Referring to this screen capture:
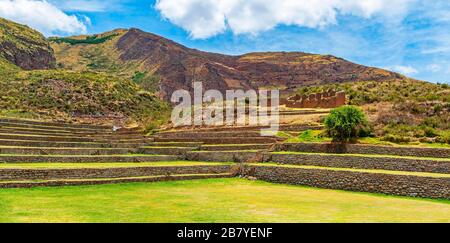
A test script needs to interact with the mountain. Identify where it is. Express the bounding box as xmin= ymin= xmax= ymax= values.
xmin=51 ymin=28 xmax=404 ymax=100
xmin=0 ymin=19 xmax=169 ymax=126
xmin=0 ymin=17 xmax=55 ymax=70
